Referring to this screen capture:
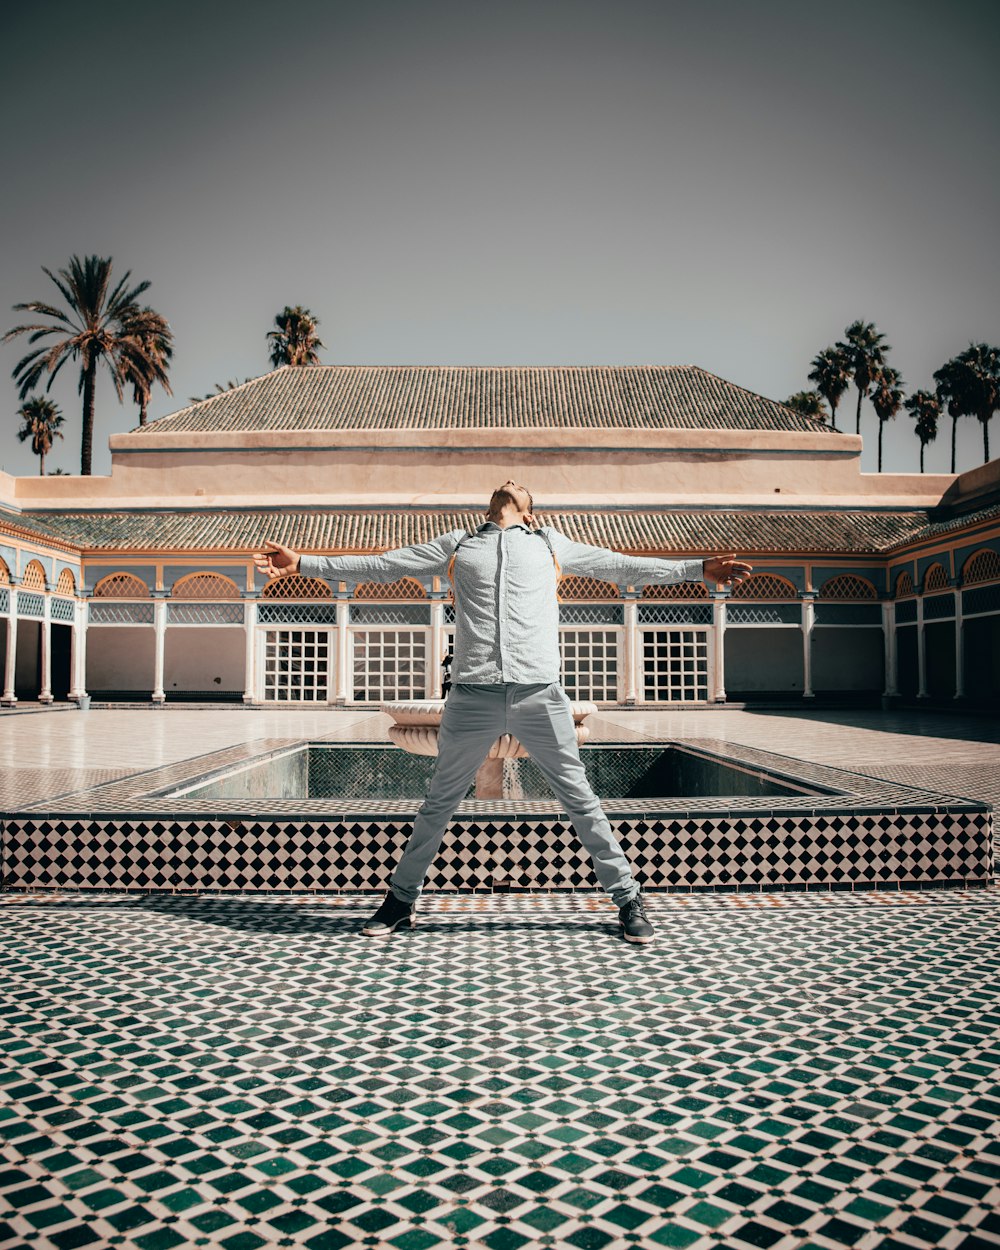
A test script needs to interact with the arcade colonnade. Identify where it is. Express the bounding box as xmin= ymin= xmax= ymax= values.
xmin=3 ymin=553 xmax=999 ymax=706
